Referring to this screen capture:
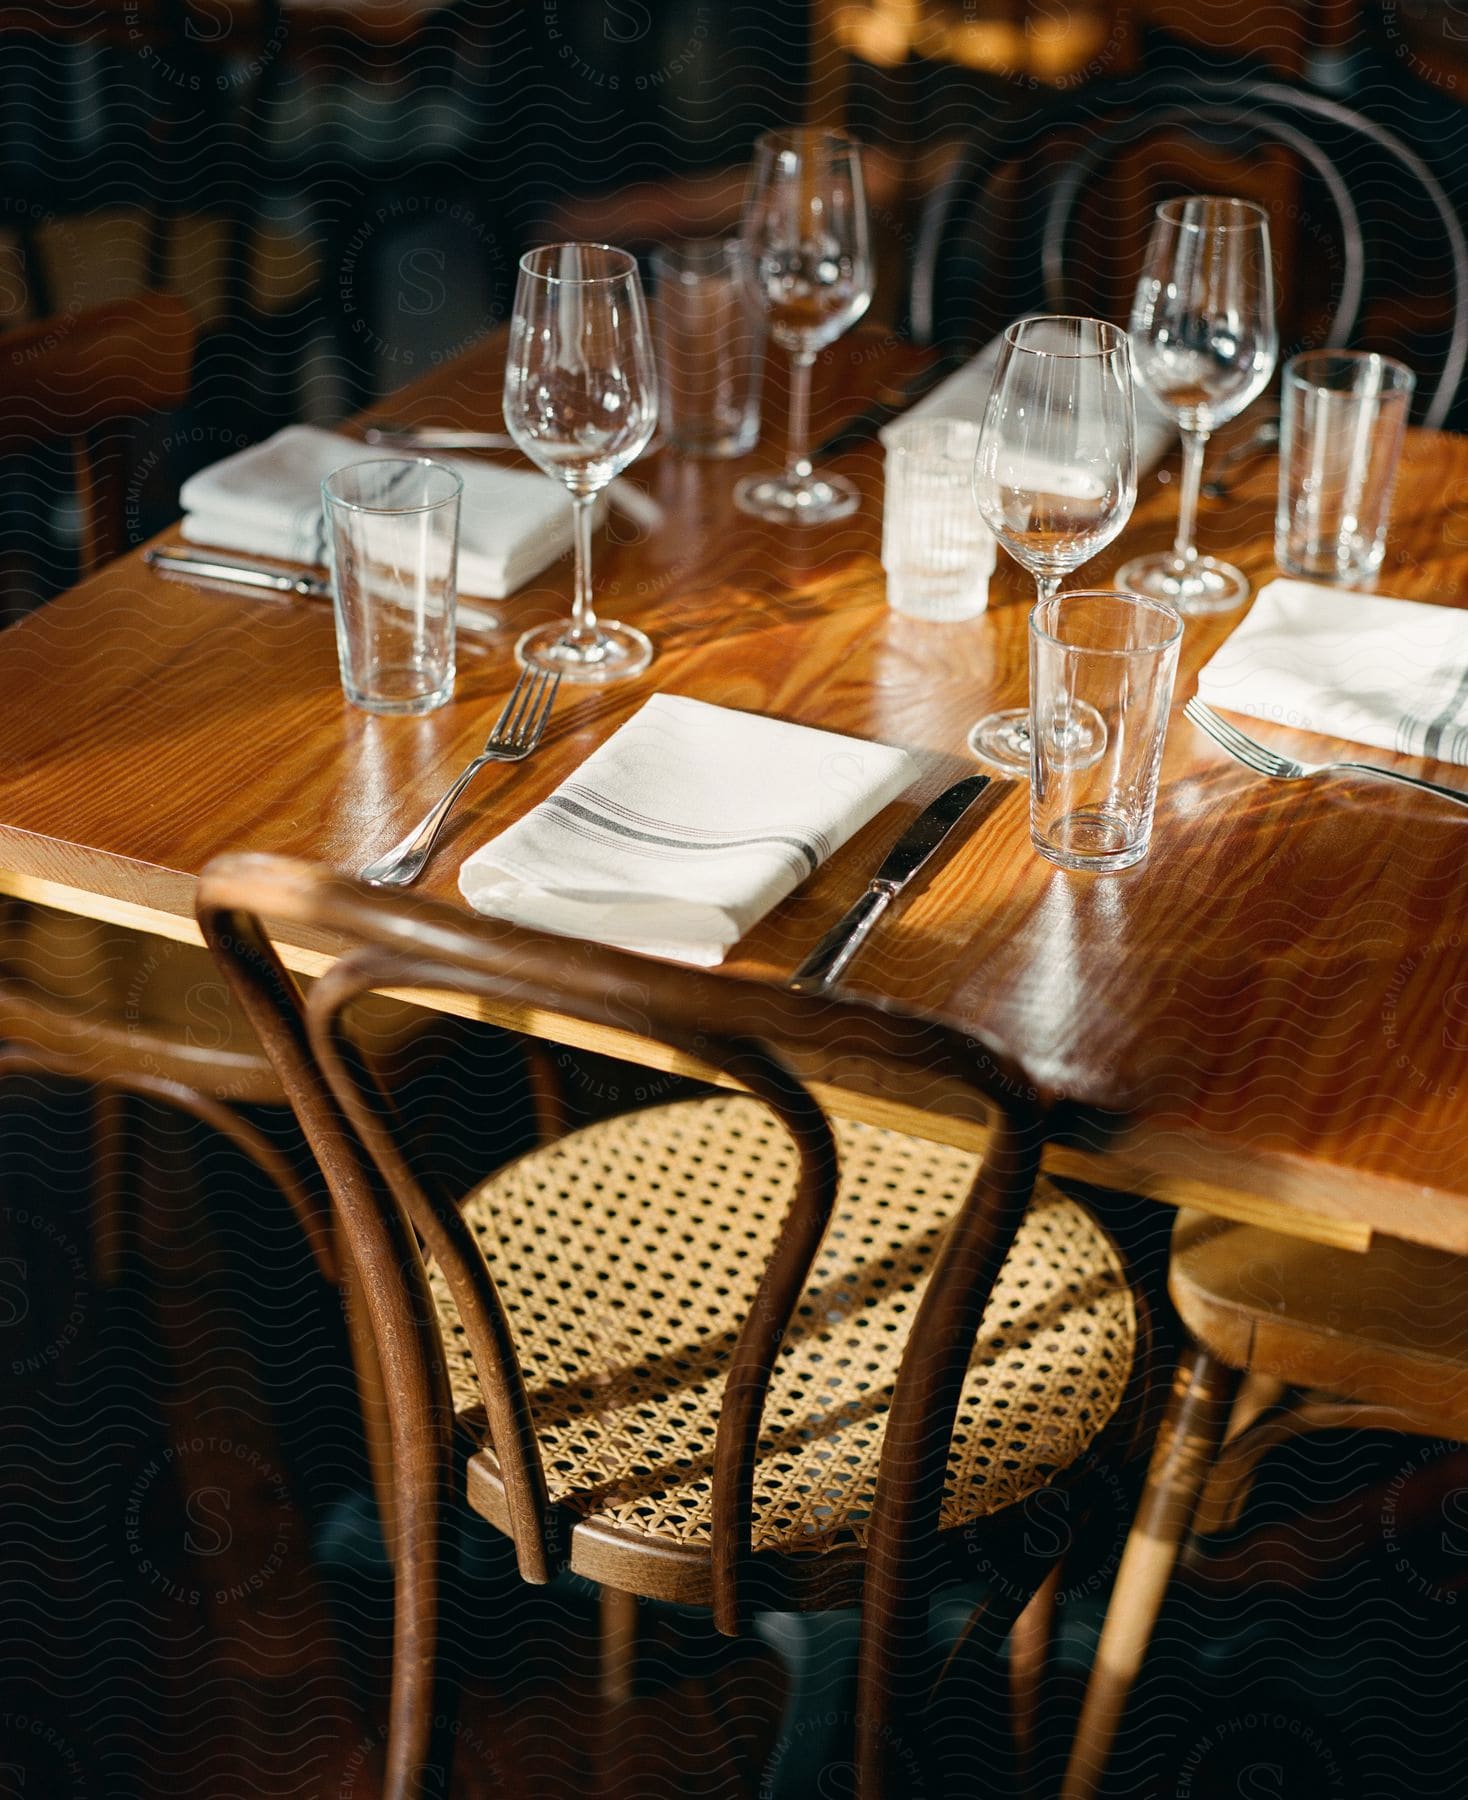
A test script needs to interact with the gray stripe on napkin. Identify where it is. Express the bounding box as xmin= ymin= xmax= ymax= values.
xmin=1418 ymin=661 xmax=1468 ymax=761
xmin=563 ymin=782 xmax=835 ymax=860
xmin=543 ymin=794 xmax=823 ymax=873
